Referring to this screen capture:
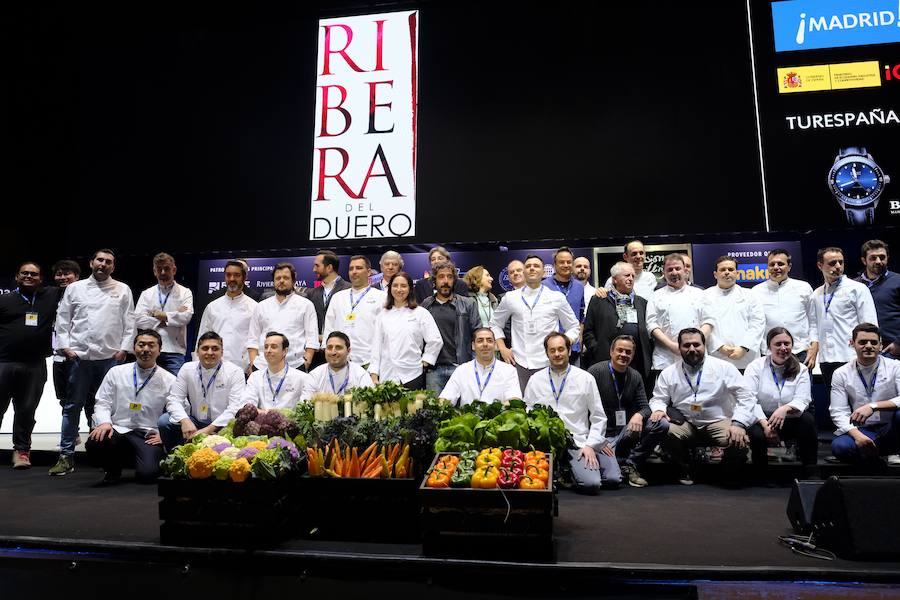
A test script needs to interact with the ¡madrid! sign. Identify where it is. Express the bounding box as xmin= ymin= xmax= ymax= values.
xmin=309 ymin=11 xmax=418 ymax=241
